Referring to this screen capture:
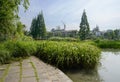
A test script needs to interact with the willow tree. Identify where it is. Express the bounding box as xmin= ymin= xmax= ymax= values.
xmin=79 ymin=10 xmax=90 ymax=40
xmin=0 ymin=0 xmax=29 ymax=41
